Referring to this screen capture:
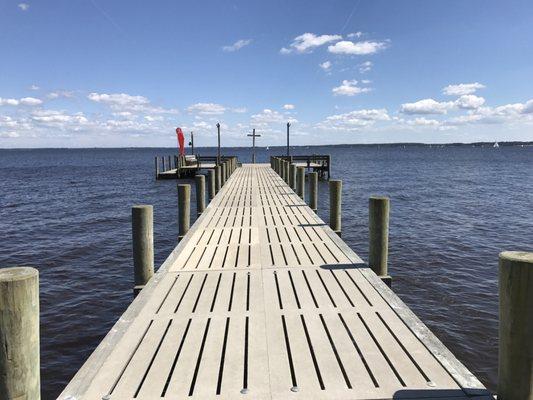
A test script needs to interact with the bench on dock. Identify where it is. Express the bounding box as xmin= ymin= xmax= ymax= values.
xmin=56 ymin=163 xmax=494 ymax=400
